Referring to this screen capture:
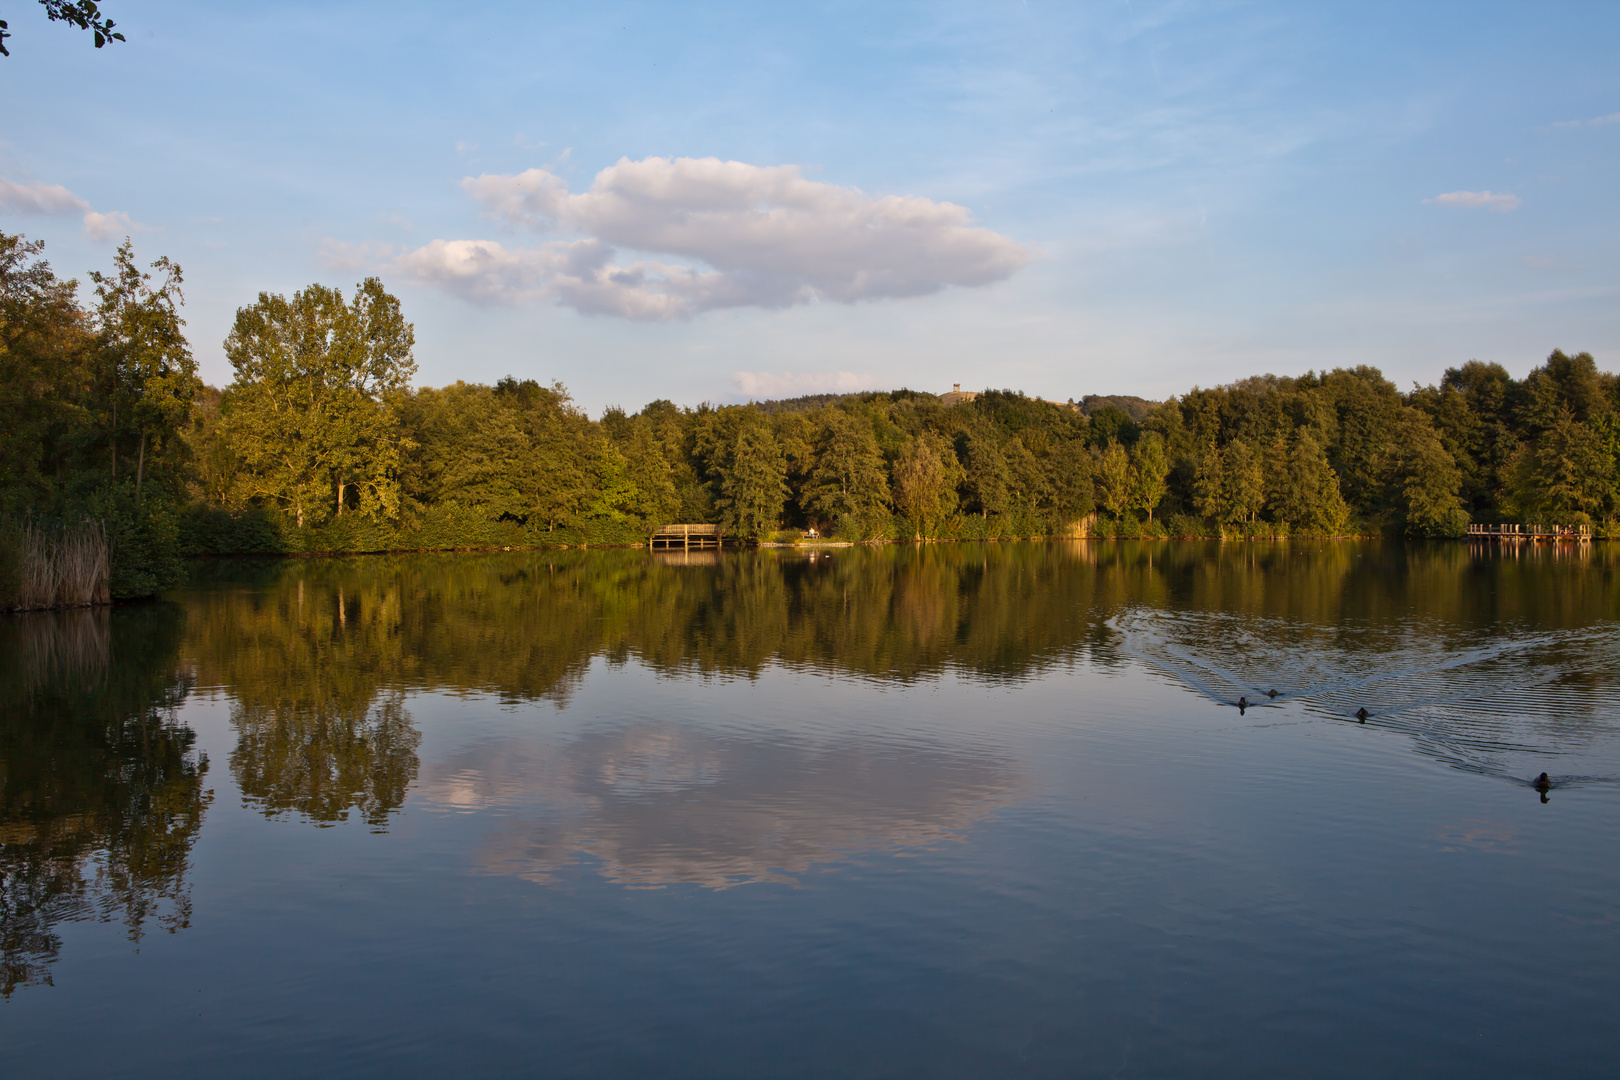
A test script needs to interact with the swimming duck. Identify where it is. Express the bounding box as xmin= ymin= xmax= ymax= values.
xmin=1267 ymin=689 xmax=1278 ymax=698
xmin=1533 ymin=772 xmax=1552 ymax=792
xmin=1355 ymin=707 xmax=1369 ymax=722
xmin=1237 ymin=696 xmax=1249 ymax=712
